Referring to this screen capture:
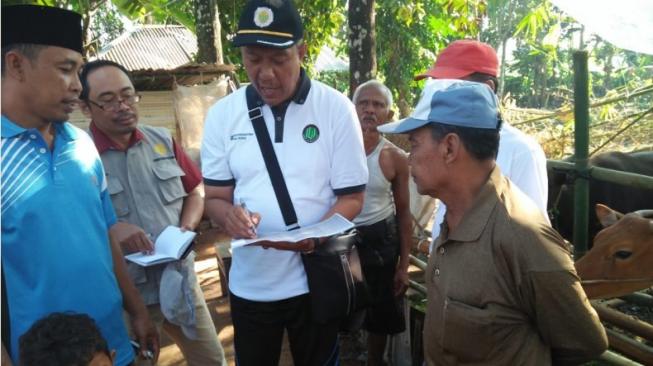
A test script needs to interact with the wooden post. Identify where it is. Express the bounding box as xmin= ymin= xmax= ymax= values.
xmin=572 ymin=50 xmax=590 ymax=259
